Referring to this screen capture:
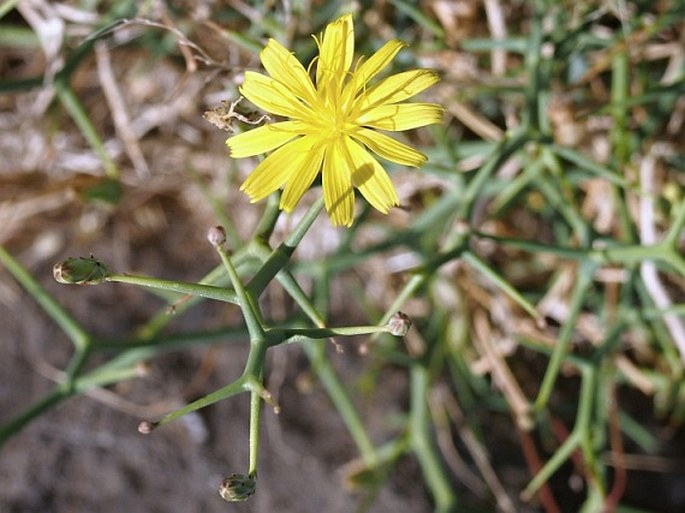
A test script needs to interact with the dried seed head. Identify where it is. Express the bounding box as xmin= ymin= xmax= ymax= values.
xmin=53 ymin=256 xmax=108 ymax=285
xmin=219 ymin=473 xmax=256 ymax=502
xmin=387 ymin=312 xmax=412 ymax=337
xmin=207 ymin=225 xmax=227 ymax=247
